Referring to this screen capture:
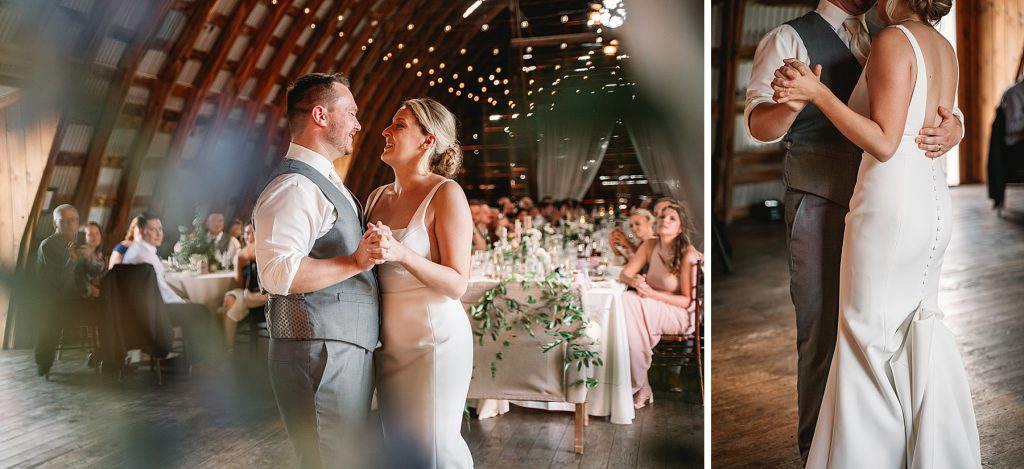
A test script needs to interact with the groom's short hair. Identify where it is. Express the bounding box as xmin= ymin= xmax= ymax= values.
xmin=286 ymin=72 xmax=351 ymax=133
